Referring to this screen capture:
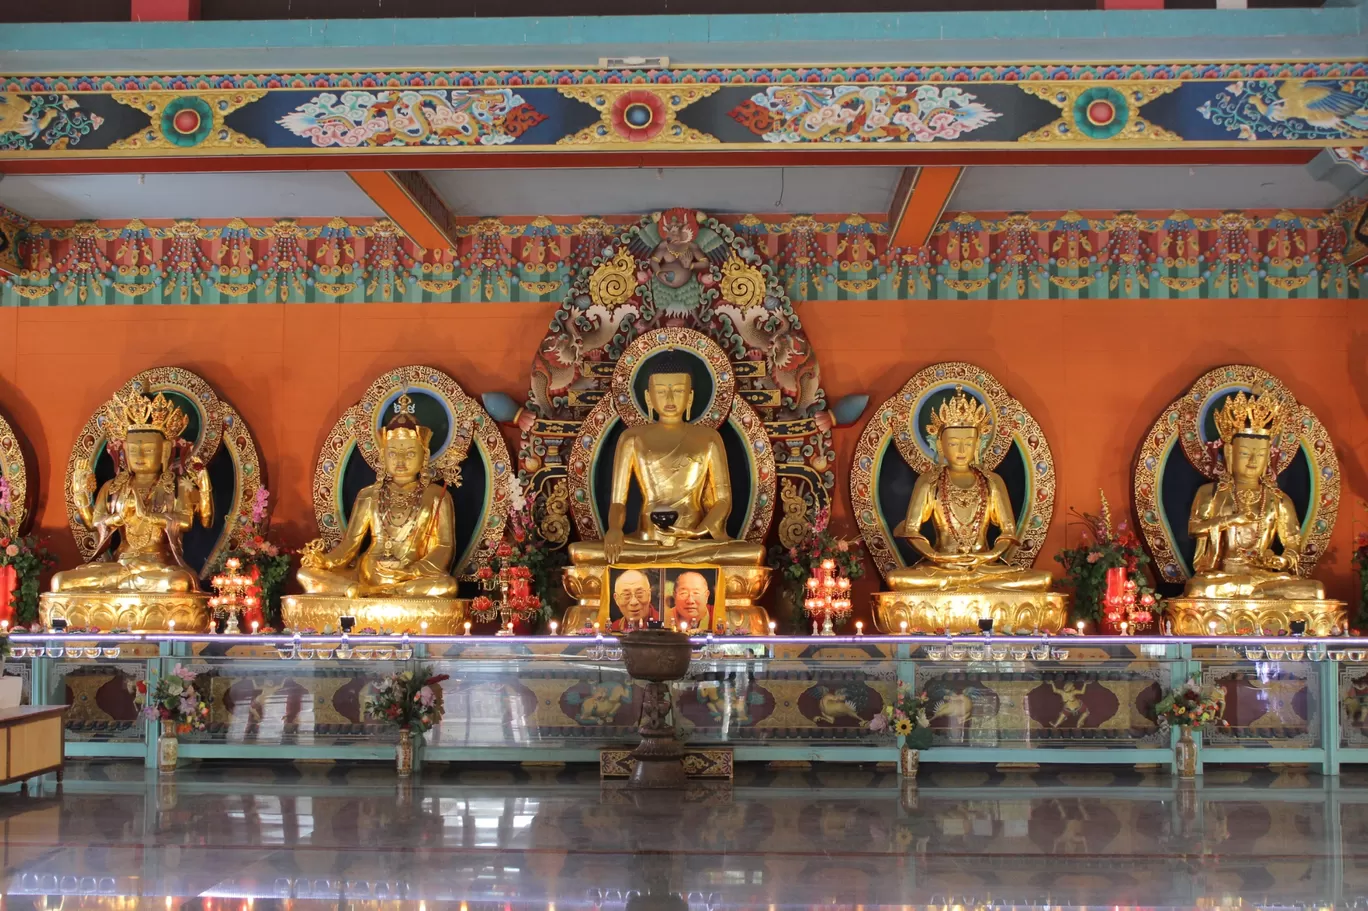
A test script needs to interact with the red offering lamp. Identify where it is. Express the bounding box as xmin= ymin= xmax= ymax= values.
xmin=209 ymin=557 xmax=259 ymax=634
xmin=1102 ymin=567 xmax=1155 ymax=635
xmin=804 ymin=558 xmax=853 ymax=637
